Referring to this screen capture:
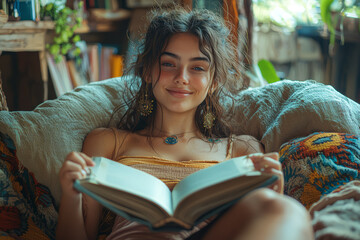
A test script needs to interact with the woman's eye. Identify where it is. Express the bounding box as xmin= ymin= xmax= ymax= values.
xmin=161 ymin=62 xmax=174 ymax=67
xmin=193 ymin=66 xmax=205 ymax=71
